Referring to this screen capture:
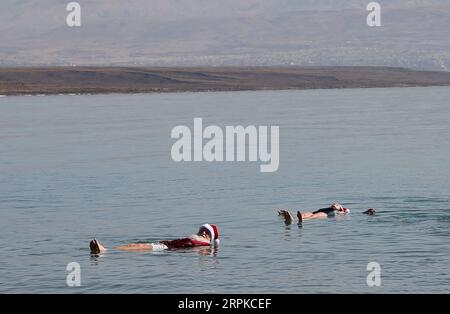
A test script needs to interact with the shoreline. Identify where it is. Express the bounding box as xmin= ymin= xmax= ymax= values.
xmin=1 ymin=66 xmax=450 ymax=96
xmin=1 ymin=84 xmax=448 ymax=98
